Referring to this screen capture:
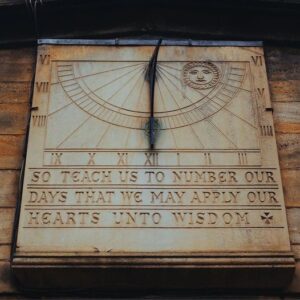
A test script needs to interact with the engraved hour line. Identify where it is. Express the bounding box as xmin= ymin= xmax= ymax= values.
xmin=159 ymin=68 xmax=222 ymax=129
xmin=95 ymin=122 xmax=112 ymax=148
xmin=158 ymin=65 xmax=207 ymax=99
xmin=56 ymin=105 xmax=101 ymax=148
xmin=187 ymin=92 xmax=239 ymax=148
xmin=94 ymin=70 xmax=147 ymax=148
xmin=157 ymin=66 xmax=206 ymax=103
xmin=135 ymin=66 xmax=148 ymax=109
xmin=56 ymin=67 xmax=148 ymax=128
xmin=64 ymin=65 xmax=146 ymax=116
xmin=208 ymin=97 xmax=257 ymax=130
xmin=157 ymin=66 xmax=213 ymax=116
xmin=81 ymin=64 xmax=144 ymax=95
xmin=178 ymin=77 xmax=244 ymax=149
xmin=156 ymin=78 xmax=178 ymax=148
xmin=122 ymin=68 xmax=148 ymax=111
xmin=104 ymin=67 xmax=146 ymax=110
xmin=156 ymin=75 xmax=171 ymax=129
xmin=124 ymin=130 xmax=132 ymax=149
xmin=219 ymin=81 xmax=251 ymax=94
xmin=205 ymin=117 xmax=238 ymax=149
xmin=52 ymin=62 xmax=145 ymax=85
xmin=157 ymin=74 xmax=205 ymax=148
xmin=58 ymin=64 xmax=144 ymax=102
xmin=157 ymin=73 xmax=205 ymax=143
